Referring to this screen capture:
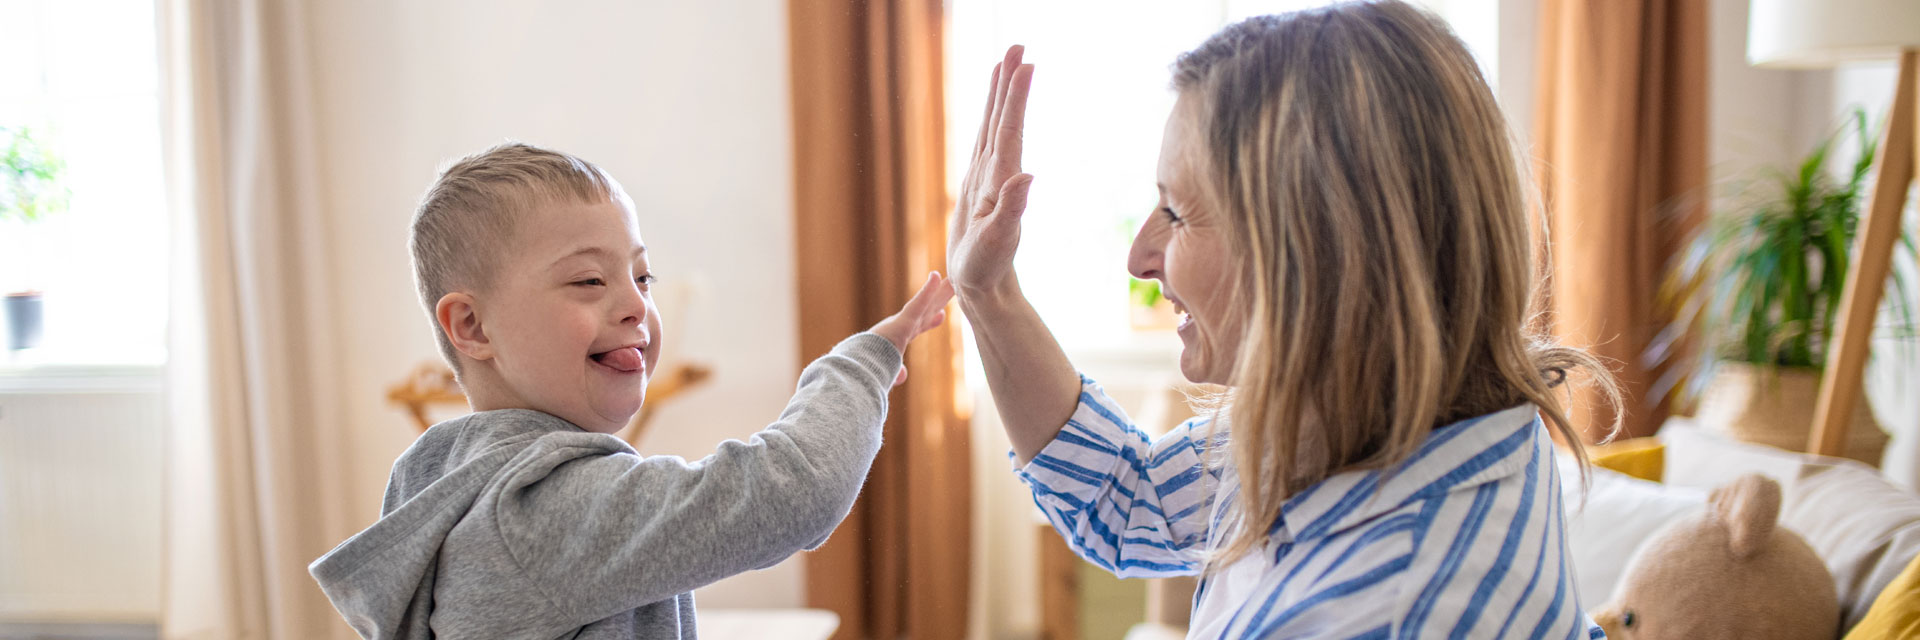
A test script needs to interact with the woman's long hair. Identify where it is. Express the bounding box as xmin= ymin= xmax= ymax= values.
xmin=1171 ymin=0 xmax=1621 ymax=566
